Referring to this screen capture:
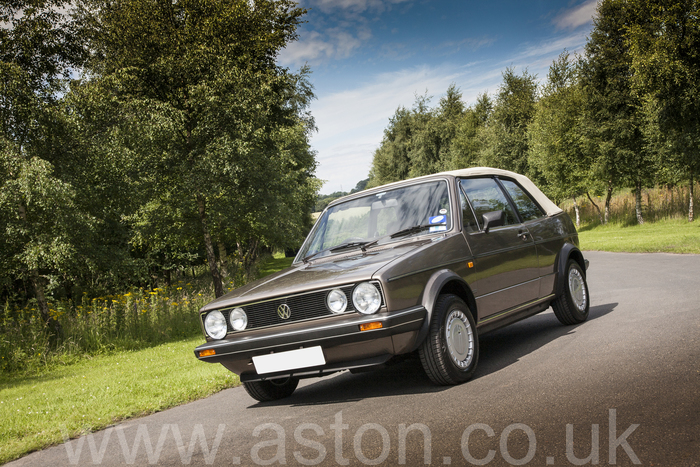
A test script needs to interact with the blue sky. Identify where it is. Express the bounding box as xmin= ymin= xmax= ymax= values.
xmin=278 ymin=0 xmax=599 ymax=194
